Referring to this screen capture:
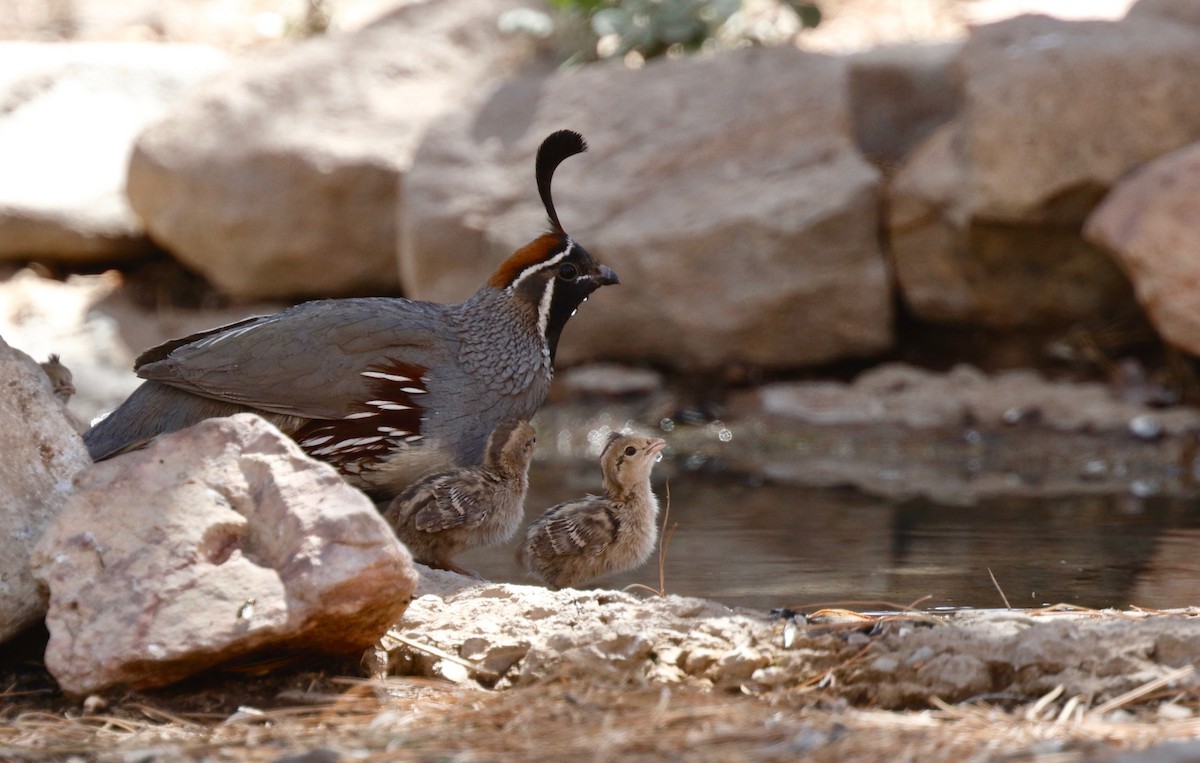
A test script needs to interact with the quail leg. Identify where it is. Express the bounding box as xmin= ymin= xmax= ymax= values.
xmin=423 ymin=558 xmax=486 ymax=581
